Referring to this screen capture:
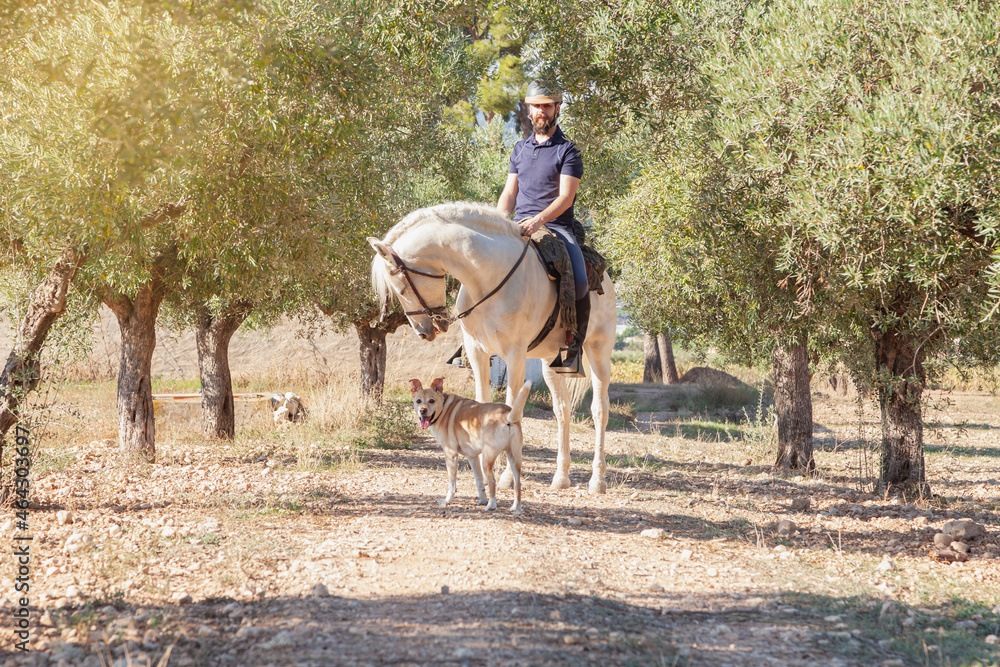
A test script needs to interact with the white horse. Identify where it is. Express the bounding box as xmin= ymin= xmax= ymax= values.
xmin=369 ymin=202 xmax=616 ymax=494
